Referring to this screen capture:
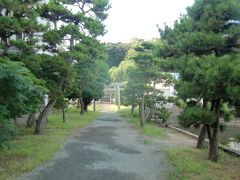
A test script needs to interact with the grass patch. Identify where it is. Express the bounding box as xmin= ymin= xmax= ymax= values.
xmin=167 ymin=147 xmax=240 ymax=180
xmin=0 ymin=108 xmax=99 ymax=180
xmin=118 ymin=108 xmax=166 ymax=139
